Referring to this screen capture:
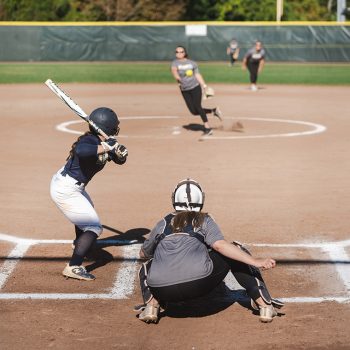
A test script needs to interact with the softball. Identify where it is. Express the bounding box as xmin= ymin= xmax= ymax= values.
xmin=185 ymin=69 xmax=193 ymax=77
